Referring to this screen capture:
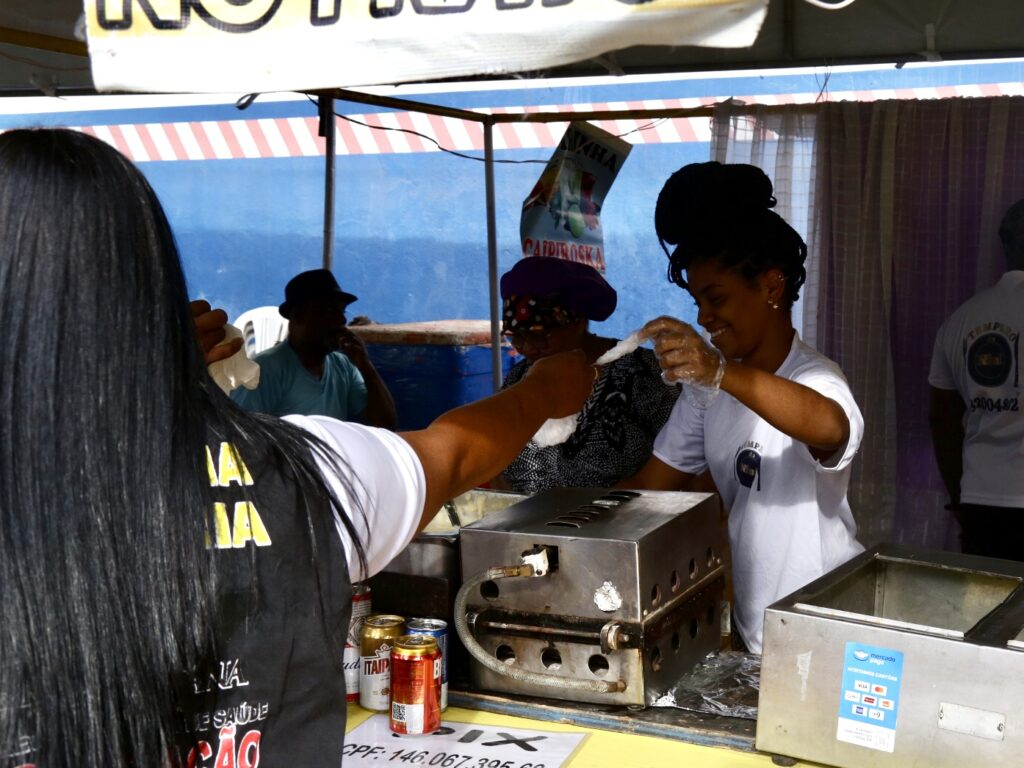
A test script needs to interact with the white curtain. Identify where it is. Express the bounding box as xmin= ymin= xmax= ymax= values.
xmin=712 ymin=96 xmax=1024 ymax=549
xmin=710 ymin=103 xmax=818 ymax=339
xmin=811 ymin=97 xmax=1024 ymax=550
